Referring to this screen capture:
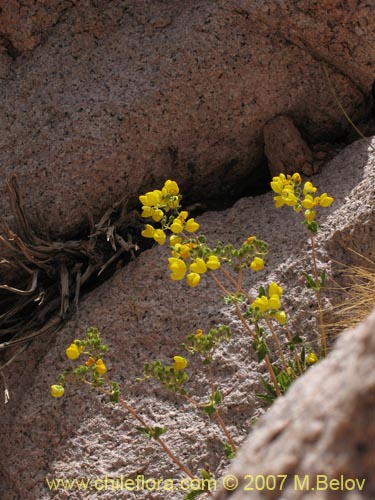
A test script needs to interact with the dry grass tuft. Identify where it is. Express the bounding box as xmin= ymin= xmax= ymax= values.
xmin=326 ymin=251 xmax=375 ymax=338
